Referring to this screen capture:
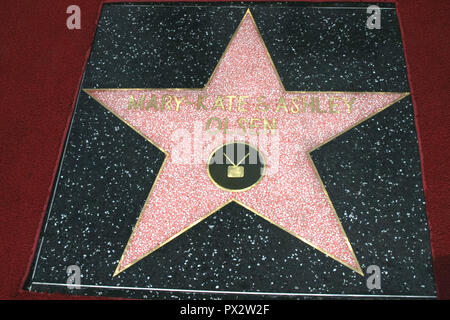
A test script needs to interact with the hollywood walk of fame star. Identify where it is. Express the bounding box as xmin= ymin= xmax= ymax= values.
xmin=84 ymin=10 xmax=408 ymax=276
